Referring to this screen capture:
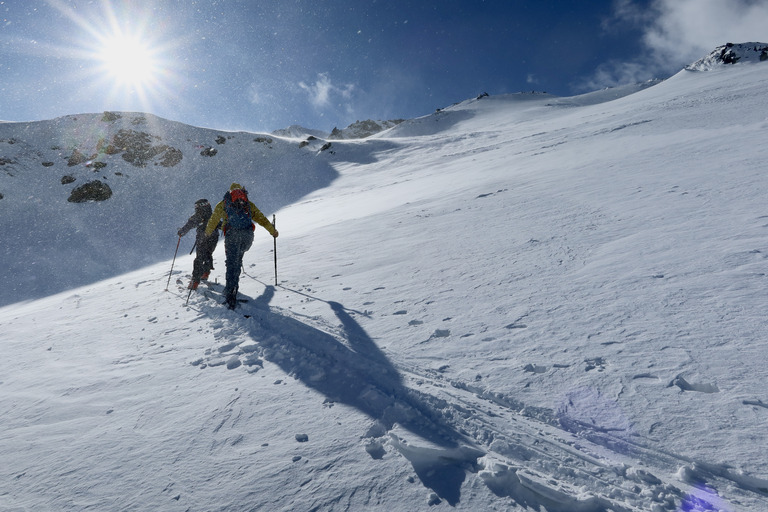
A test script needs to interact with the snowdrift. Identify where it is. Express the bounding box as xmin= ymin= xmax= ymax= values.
xmin=2 ymin=45 xmax=768 ymax=511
